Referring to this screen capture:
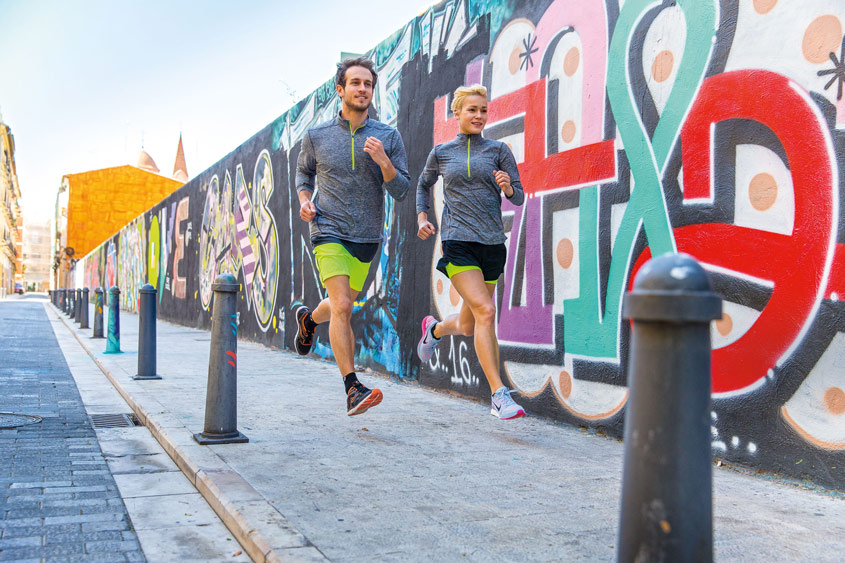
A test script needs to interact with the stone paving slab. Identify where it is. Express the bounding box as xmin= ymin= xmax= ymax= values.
xmin=46 ymin=300 xmax=254 ymax=562
xmin=49 ymin=299 xmax=845 ymax=562
xmin=0 ymin=300 xmax=146 ymax=562
xmin=50 ymin=302 xmax=323 ymax=563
